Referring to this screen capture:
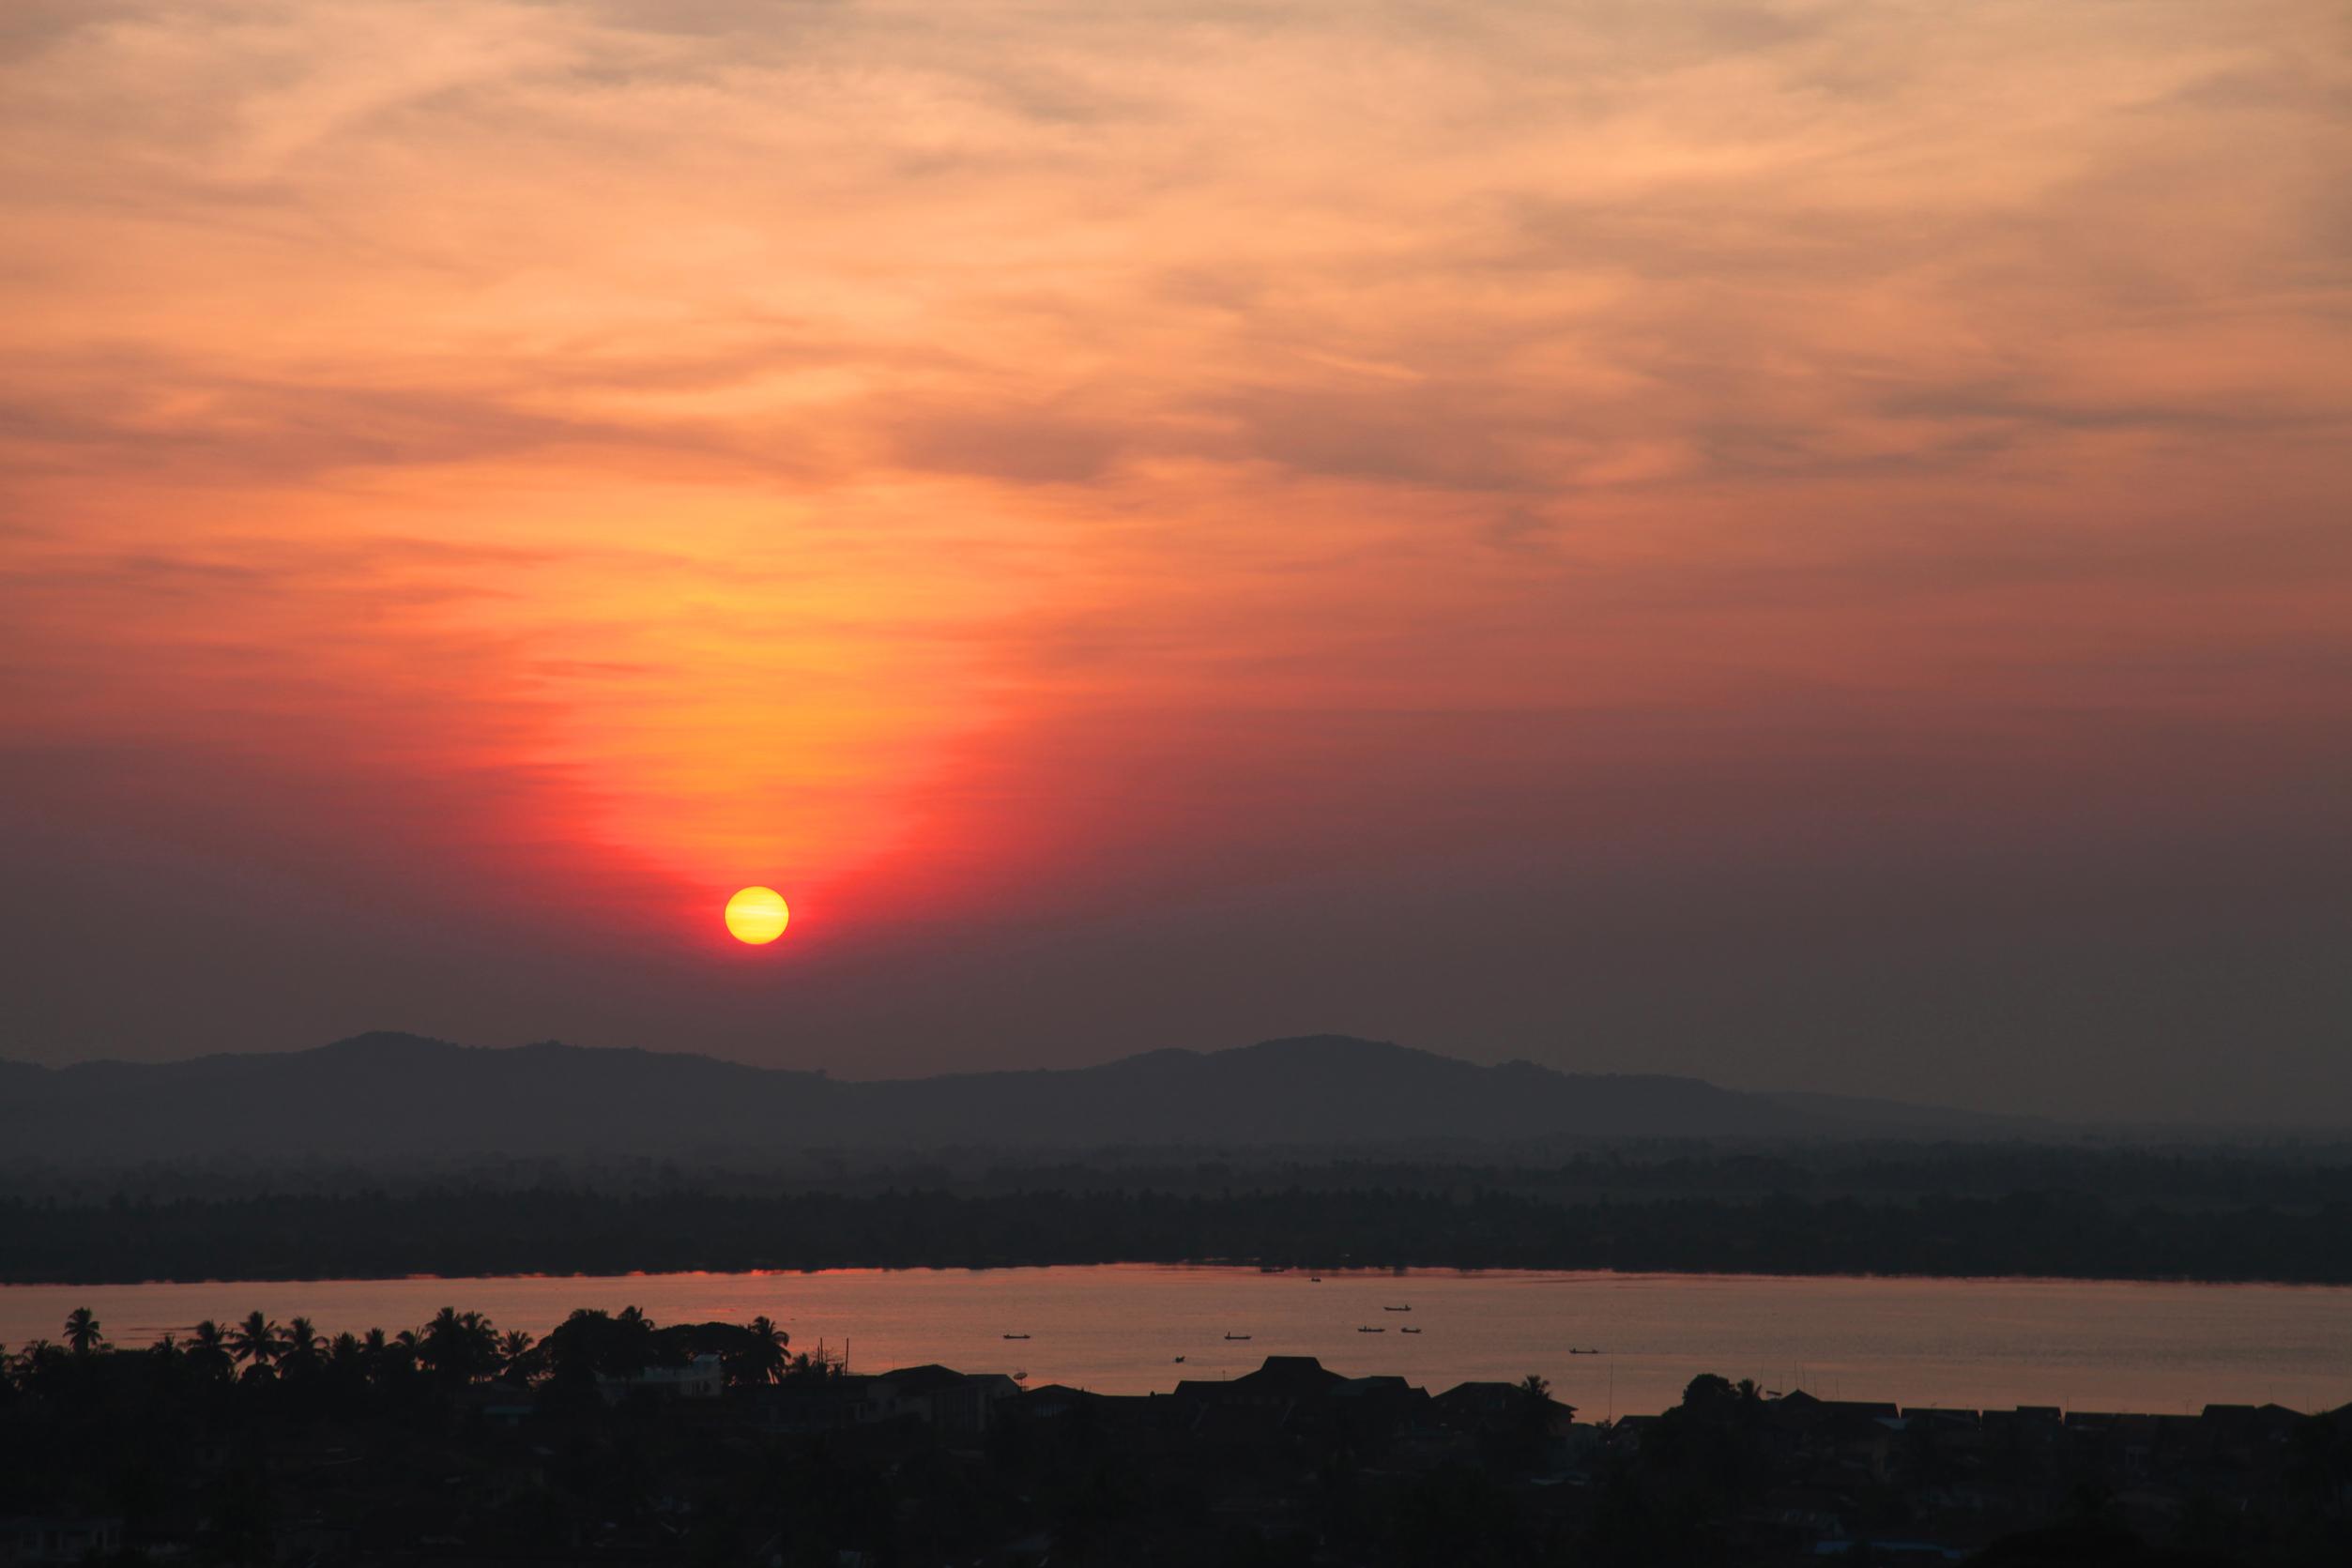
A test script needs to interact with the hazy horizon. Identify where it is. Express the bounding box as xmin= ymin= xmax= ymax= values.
xmin=10 ymin=1026 xmax=2352 ymax=1134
